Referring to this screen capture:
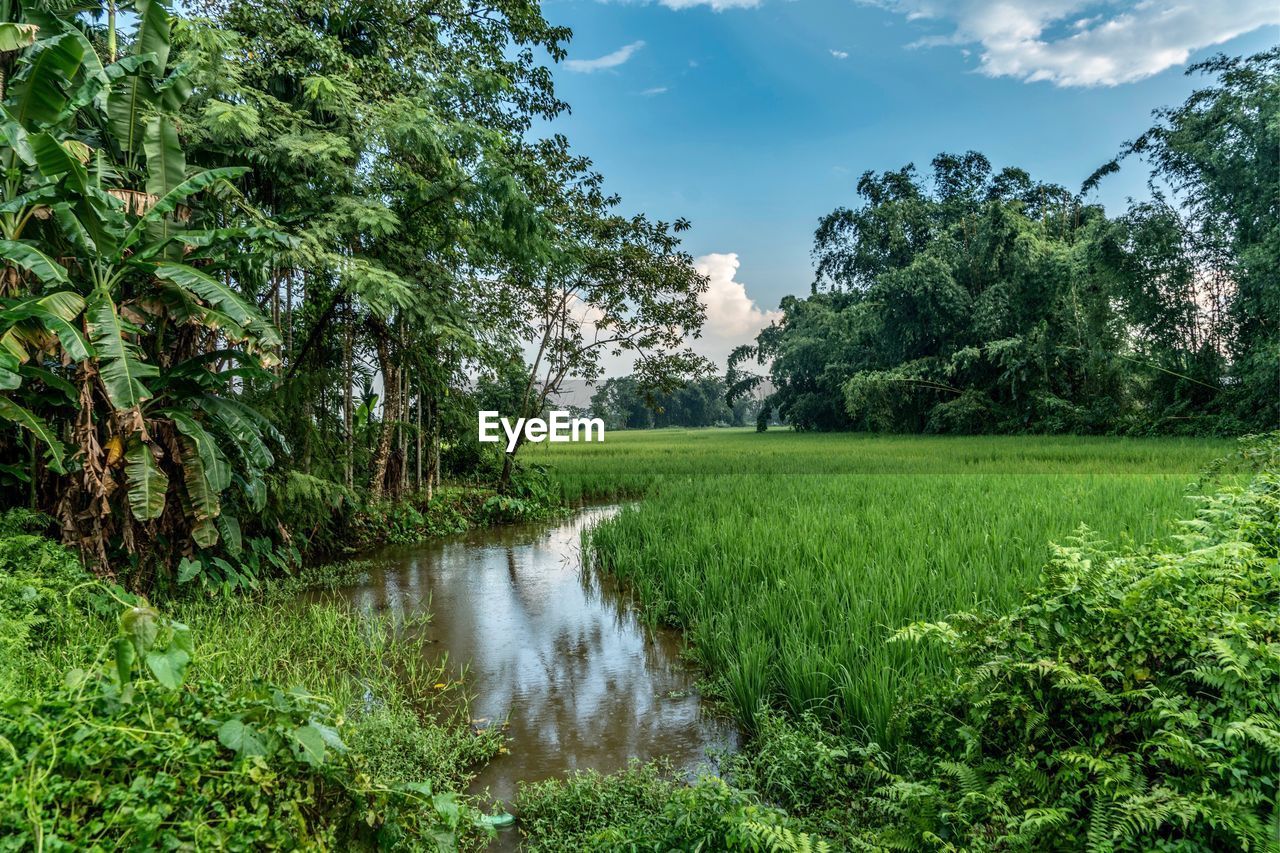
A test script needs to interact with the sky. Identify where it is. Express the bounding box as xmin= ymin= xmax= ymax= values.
xmin=531 ymin=0 xmax=1279 ymax=373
